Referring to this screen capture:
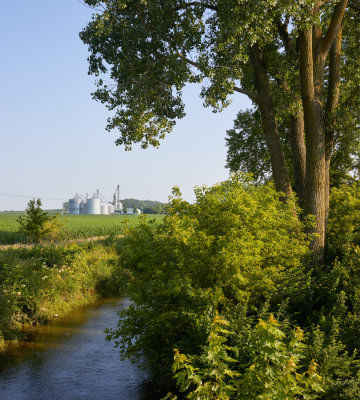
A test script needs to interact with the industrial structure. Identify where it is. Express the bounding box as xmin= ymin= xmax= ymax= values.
xmin=68 ymin=185 xmax=132 ymax=215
